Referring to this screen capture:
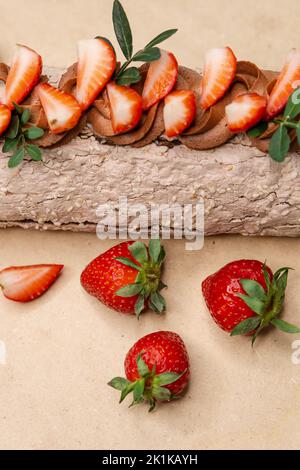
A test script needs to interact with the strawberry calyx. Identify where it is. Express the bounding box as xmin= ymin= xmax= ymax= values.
xmin=115 ymin=239 xmax=167 ymax=317
xmin=231 ymin=264 xmax=300 ymax=344
xmin=108 ymin=353 xmax=185 ymax=412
